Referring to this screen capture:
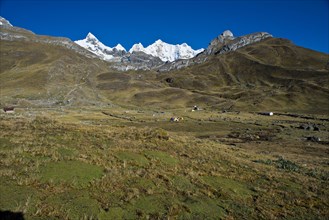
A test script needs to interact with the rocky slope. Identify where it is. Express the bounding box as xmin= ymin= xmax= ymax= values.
xmin=206 ymin=30 xmax=272 ymax=55
xmin=0 ymin=17 xmax=97 ymax=59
